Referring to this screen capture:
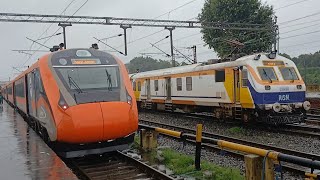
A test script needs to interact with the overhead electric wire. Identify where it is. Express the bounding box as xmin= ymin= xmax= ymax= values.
xmin=281 ymin=23 xmax=320 ymax=34
xmin=118 ymin=0 xmax=199 ymax=49
xmin=281 ymin=18 xmax=320 ymax=29
xmin=23 ymin=0 xmax=89 ymax=66
xmin=116 ymin=29 xmax=166 ymax=49
xmin=29 ymin=0 xmax=77 ymax=50
xmin=275 ymin=0 xmax=312 ymax=10
xmin=279 ymin=10 xmax=320 ymax=25
xmin=281 ymin=29 xmax=320 ymax=40
xmin=281 ymin=39 xmax=320 ymax=48
xmin=153 ymin=0 xmax=198 ymax=19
